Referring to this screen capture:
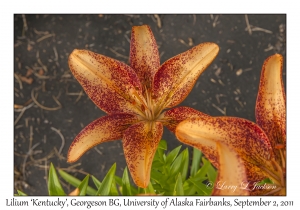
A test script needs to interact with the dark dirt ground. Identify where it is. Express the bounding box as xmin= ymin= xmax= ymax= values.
xmin=13 ymin=14 xmax=286 ymax=195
